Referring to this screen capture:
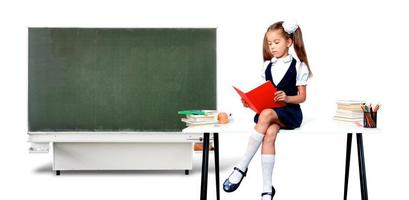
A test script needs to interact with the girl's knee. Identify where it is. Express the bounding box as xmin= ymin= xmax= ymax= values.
xmin=260 ymin=109 xmax=273 ymax=117
xmin=258 ymin=109 xmax=275 ymax=123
